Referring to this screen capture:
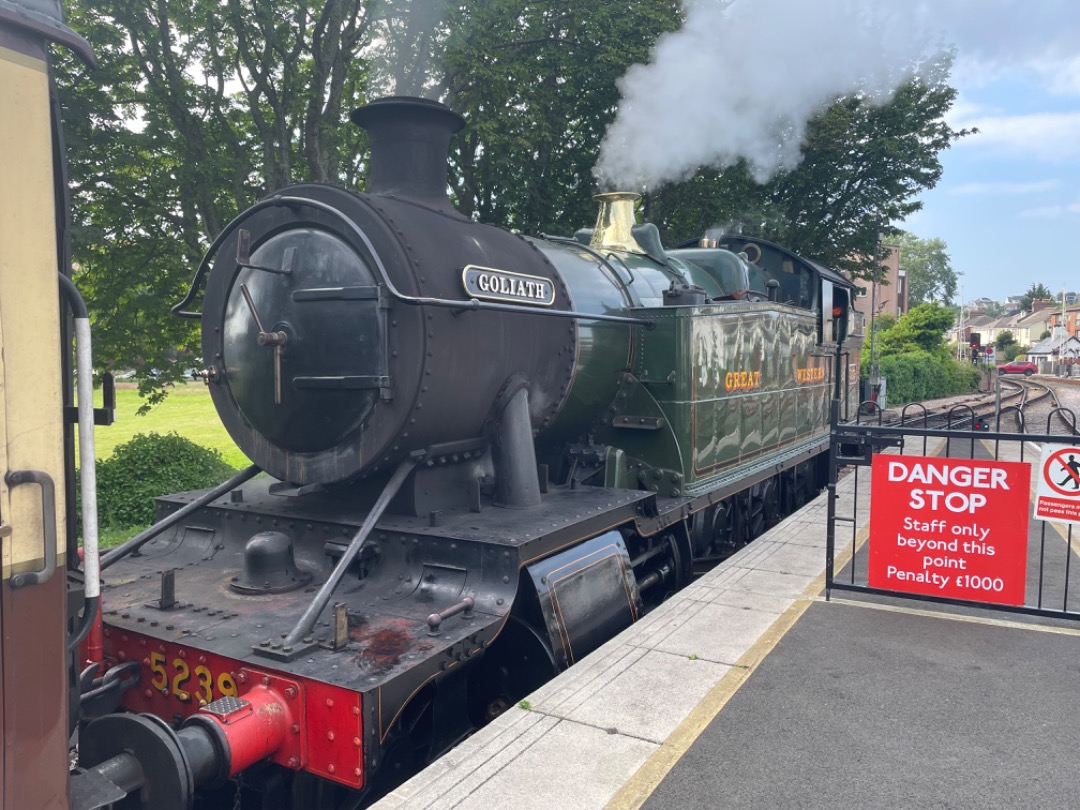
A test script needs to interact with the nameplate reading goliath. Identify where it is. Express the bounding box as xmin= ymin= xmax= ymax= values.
xmin=463 ymin=265 xmax=555 ymax=306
